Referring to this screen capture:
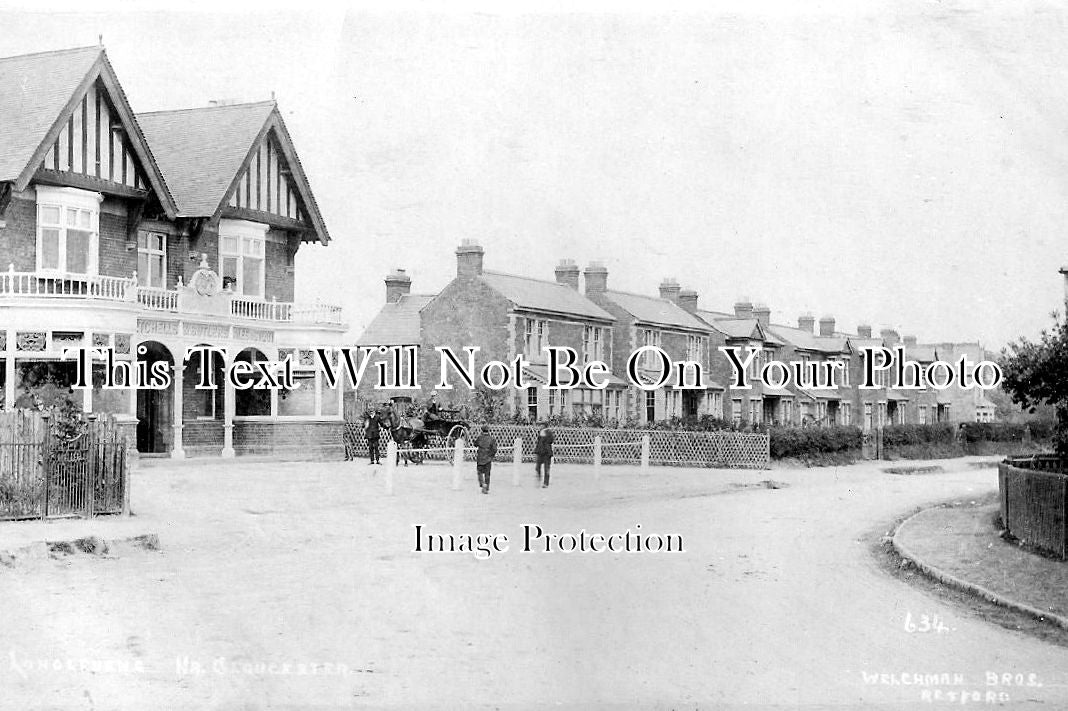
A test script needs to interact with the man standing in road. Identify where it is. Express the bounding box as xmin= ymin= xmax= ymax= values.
xmin=535 ymin=421 xmax=554 ymax=488
xmin=475 ymin=424 xmax=498 ymax=495
xmin=363 ymin=405 xmax=381 ymax=465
